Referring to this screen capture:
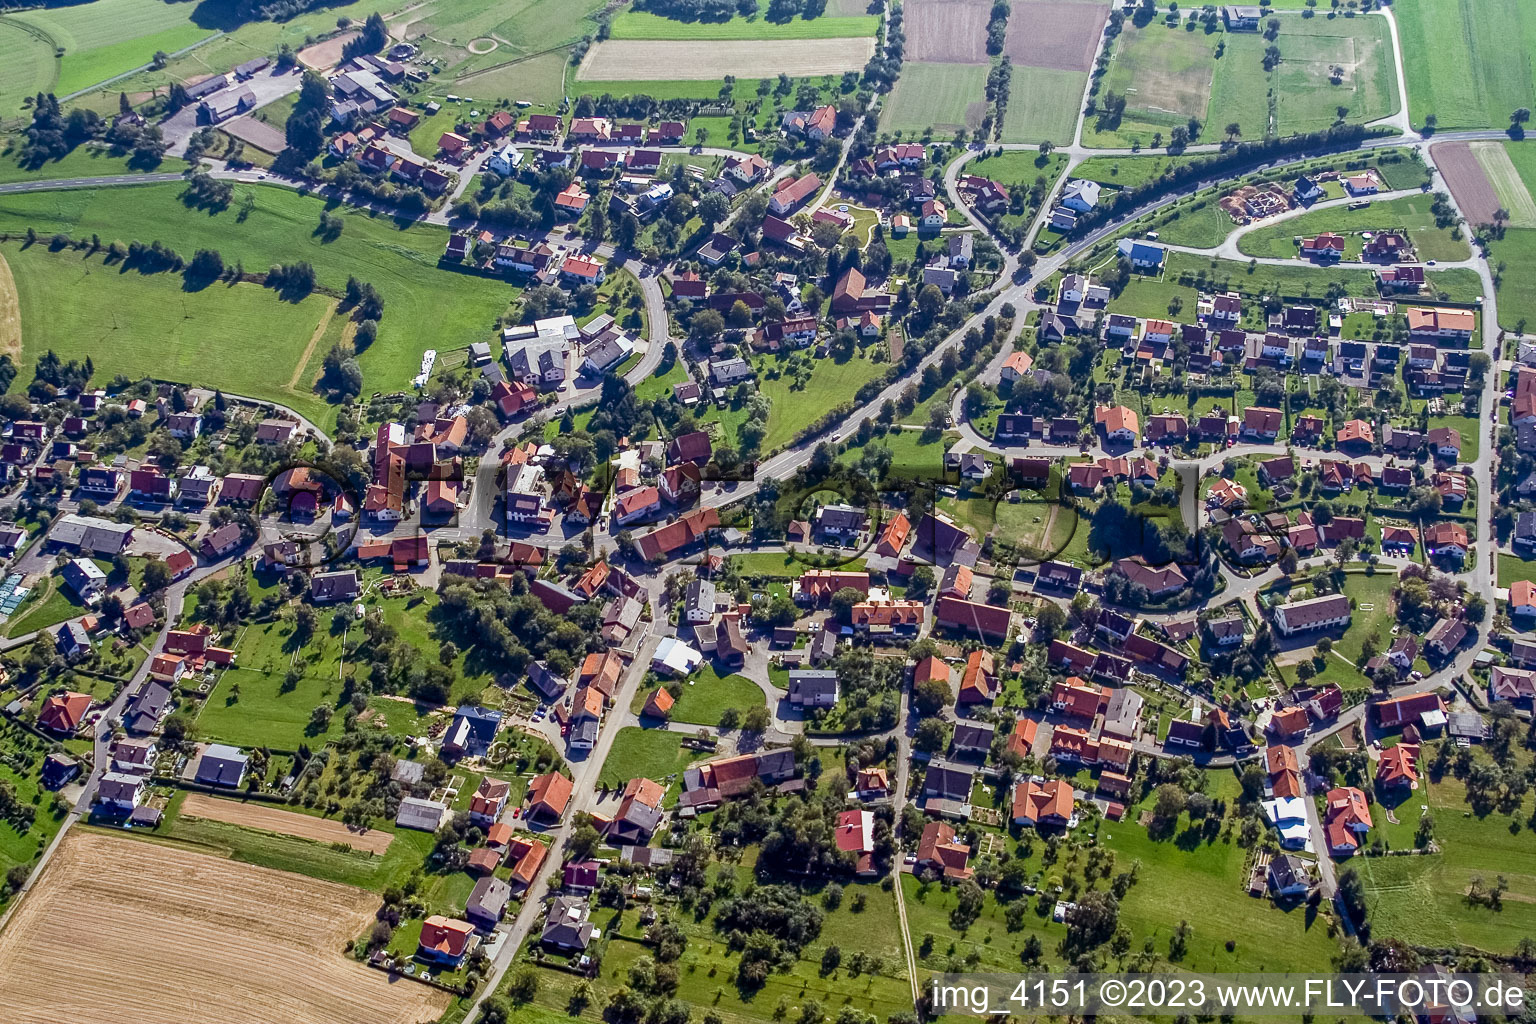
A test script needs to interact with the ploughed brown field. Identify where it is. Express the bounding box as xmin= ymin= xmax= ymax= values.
xmin=0 ymin=832 xmax=447 ymax=1024
xmin=1003 ymin=0 xmax=1111 ymax=71
xmin=1433 ymin=141 xmax=1501 ymax=227
xmin=904 ymin=0 xmax=992 ymax=63
xmin=180 ymin=792 xmax=395 ymax=855
xmin=577 ymin=38 xmax=876 ymax=80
